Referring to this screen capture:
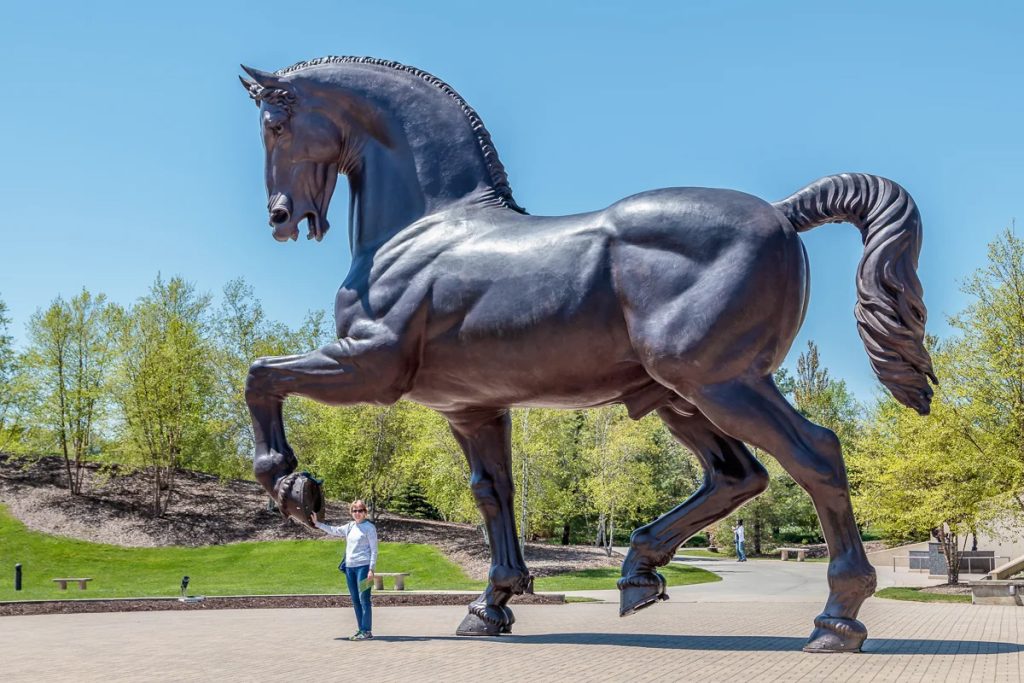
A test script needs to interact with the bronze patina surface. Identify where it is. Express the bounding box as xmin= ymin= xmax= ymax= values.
xmin=239 ymin=57 xmax=934 ymax=652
